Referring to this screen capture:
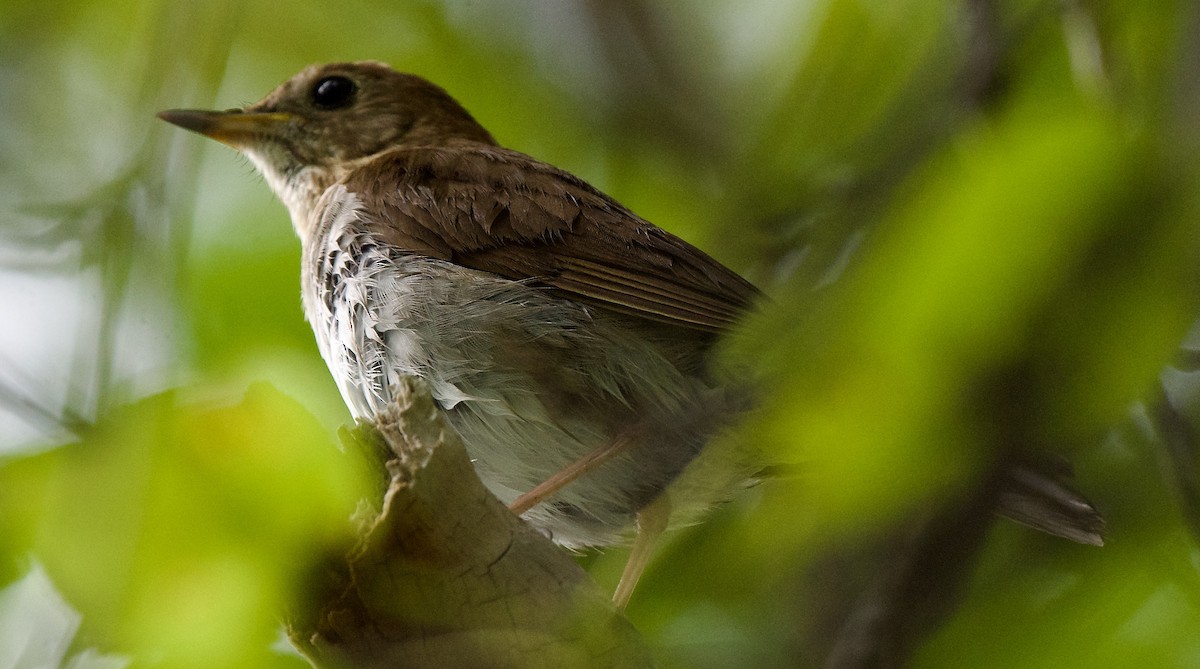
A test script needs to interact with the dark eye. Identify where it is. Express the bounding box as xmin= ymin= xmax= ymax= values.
xmin=311 ymin=76 xmax=357 ymax=109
